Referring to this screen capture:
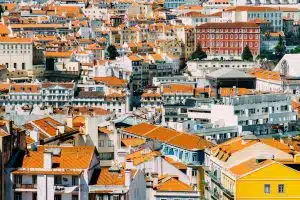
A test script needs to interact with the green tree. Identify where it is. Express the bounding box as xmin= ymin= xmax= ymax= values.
xmin=275 ymin=35 xmax=286 ymax=61
xmin=190 ymin=44 xmax=207 ymax=60
xmin=242 ymin=45 xmax=253 ymax=61
xmin=291 ymin=45 xmax=300 ymax=54
xmin=107 ymin=45 xmax=119 ymax=60
xmin=0 ymin=5 xmax=4 ymax=21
